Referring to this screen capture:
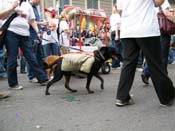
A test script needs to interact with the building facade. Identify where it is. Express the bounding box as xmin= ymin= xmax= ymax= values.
xmin=40 ymin=0 xmax=175 ymax=18
xmin=40 ymin=0 xmax=114 ymax=17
